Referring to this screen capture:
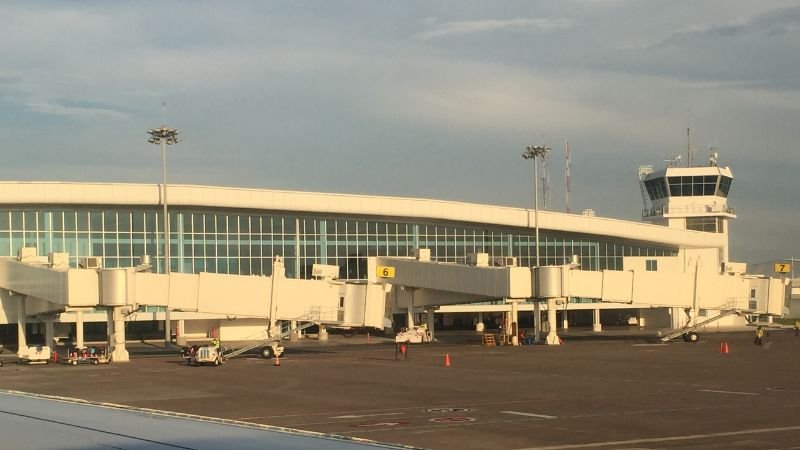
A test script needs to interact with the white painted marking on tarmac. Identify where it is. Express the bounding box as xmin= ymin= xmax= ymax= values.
xmin=501 ymin=411 xmax=557 ymax=419
xmin=332 ymin=412 xmax=403 ymax=419
xmin=512 ymin=425 xmax=800 ymax=449
xmin=698 ymin=389 xmax=759 ymax=396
